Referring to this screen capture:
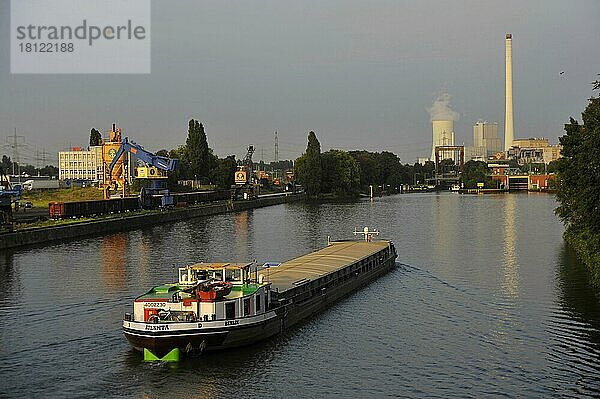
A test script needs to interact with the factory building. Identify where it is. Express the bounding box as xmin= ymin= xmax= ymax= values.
xmin=58 ymin=146 xmax=104 ymax=182
xmin=508 ymin=138 xmax=562 ymax=165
